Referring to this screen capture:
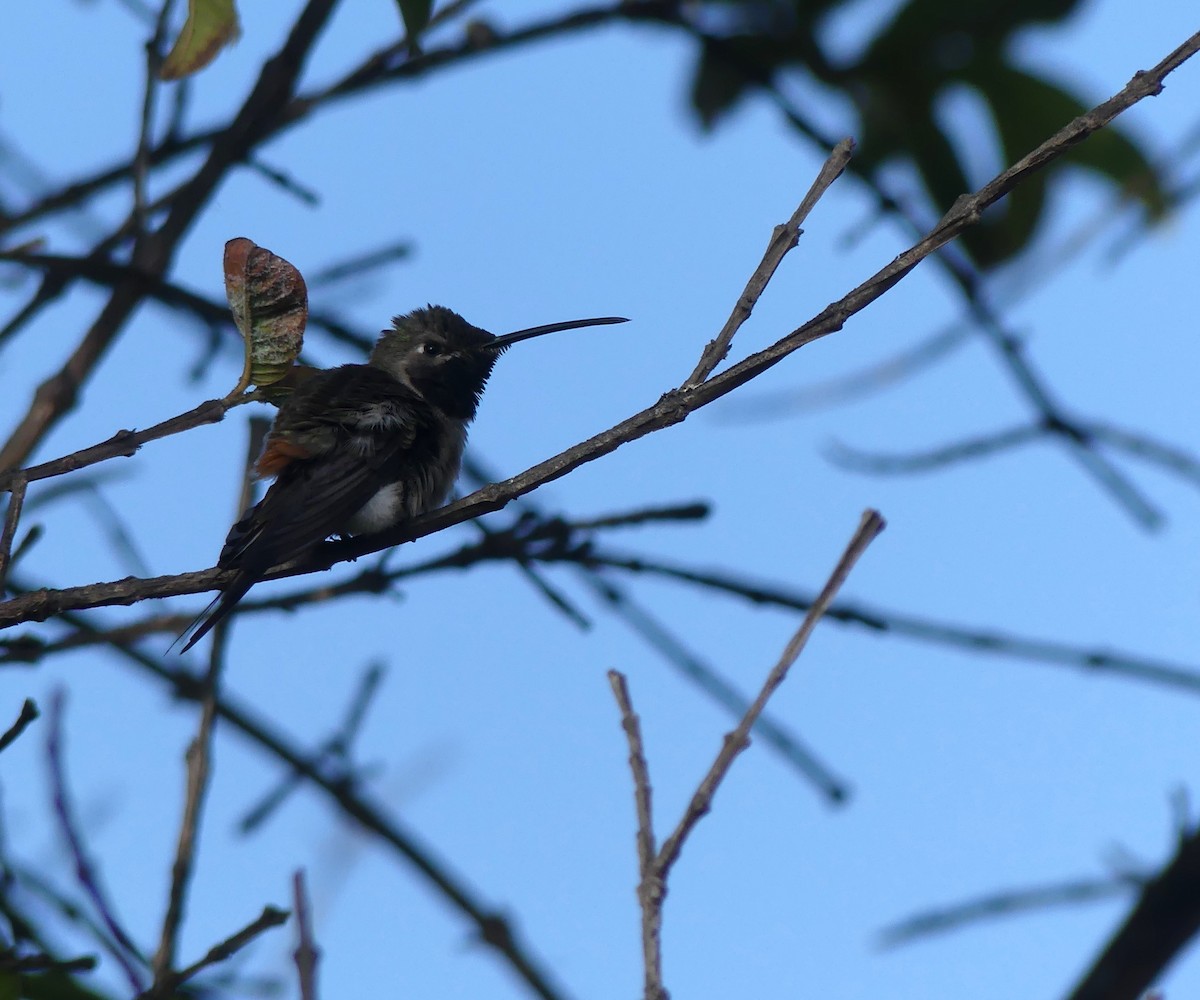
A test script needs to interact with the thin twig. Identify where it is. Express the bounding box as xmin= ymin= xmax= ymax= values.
xmin=764 ymin=79 xmax=1164 ymax=528
xmin=137 ymin=905 xmax=289 ymax=999
xmin=0 ymin=698 xmax=38 ymax=753
xmin=721 ymin=323 xmax=970 ymax=417
xmin=1088 ymin=420 xmax=1200 ymax=492
xmin=132 ymin=2 xmax=174 ymax=238
xmin=567 ymin=501 xmax=709 ymax=532
xmin=827 ymin=423 xmax=1046 ymax=473
xmin=0 ymin=0 xmax=340 ymax=474
xmin=293 ymin=870 xmax=320 ymax=1000
xmin=879 ymin=875 xmax=1137 ymax=948
xmin=3 ymin=30 xmax=1198 ymax=618
xmin=606 ymin=671 xmax=662 ymax=1000
xmin=46 ymin=690 xmax=147 ymax=993
xmin=238 ymin=662 xmax=385 ymax=833
xmin=655 ymin=509 xmax=885 ymax=877
xmin=574 ymin=552 xmax=1200 ymax=698
xmin=0 ymin=473 xmax=28 ymax=589
xmin=0 ymin=953 xmax=97 ymax=974
xmin=150 ymin=417 xmax=261 ymax=987
xmin=7 ymin=859 xmax=141 ymax=973
xmin=685 ymin=138 xmax=855 ymax=386
xmin=0 ymin=395 xmax=255 ymax=494
xmin=613 ymin=511 xmax=883 ymax=998
xmin=306 ymin=240 xmax=414 ymax=286
xmin=148 ymin=678 xmax=220 ymax=992
xmin=21 ymin=602 xmax=573 ymax=1000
